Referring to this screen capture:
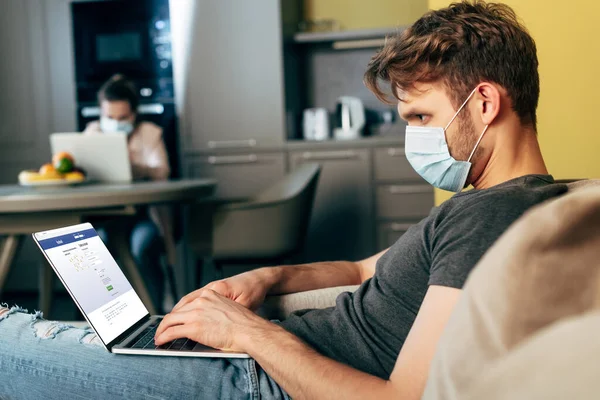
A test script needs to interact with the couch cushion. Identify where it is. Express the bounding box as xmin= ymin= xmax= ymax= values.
xmin=463 ymin=311 xmax=600 ymax=400
xmin=423 ymin=184 xmax=600 ymax=399
xmin=566 ymin=178 xmax=600 ymax=191
xmin=260 ymin=285 xmax=360 ymax=320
